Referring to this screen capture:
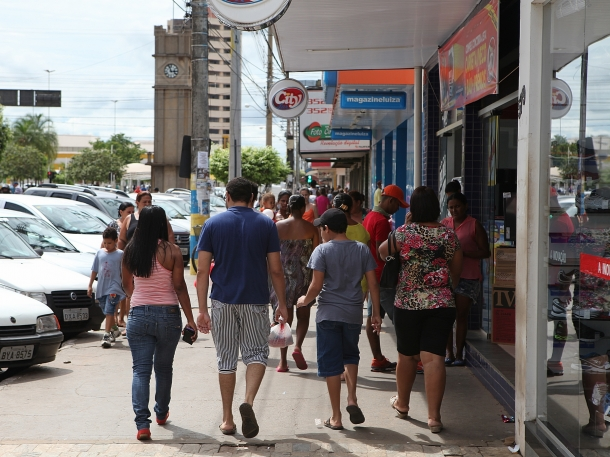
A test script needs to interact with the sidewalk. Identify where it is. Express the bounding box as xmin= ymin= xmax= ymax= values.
xmin=0 ymin=275 xmax=515 ymax=455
